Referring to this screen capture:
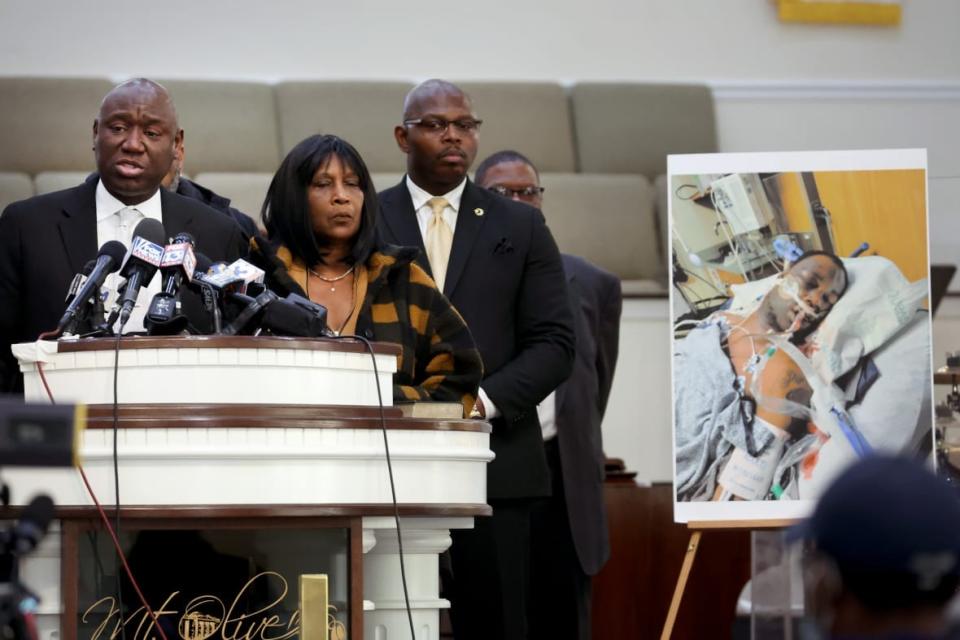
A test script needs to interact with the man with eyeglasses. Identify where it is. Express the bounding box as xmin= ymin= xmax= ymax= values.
xmin=378 ymin=80 xmax=575 ymax=640
xmin=476 ymin=150 xmax=621 ymax=640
